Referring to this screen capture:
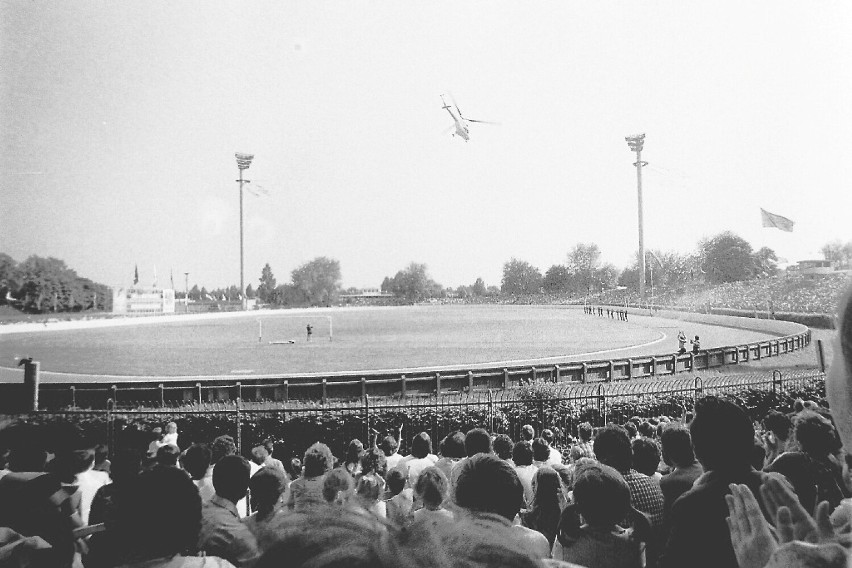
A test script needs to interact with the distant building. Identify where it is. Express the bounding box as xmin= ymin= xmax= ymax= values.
xmin=112 ymin=286 xmax=176 ymax=315
xmin=793 ymin=259 xmax=835 ymax=278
